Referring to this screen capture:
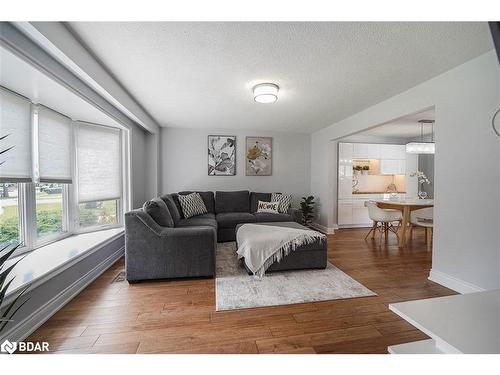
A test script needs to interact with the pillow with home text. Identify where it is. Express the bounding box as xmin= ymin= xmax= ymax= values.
xmin=256 ymin=201 xmax=279 ymax=214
